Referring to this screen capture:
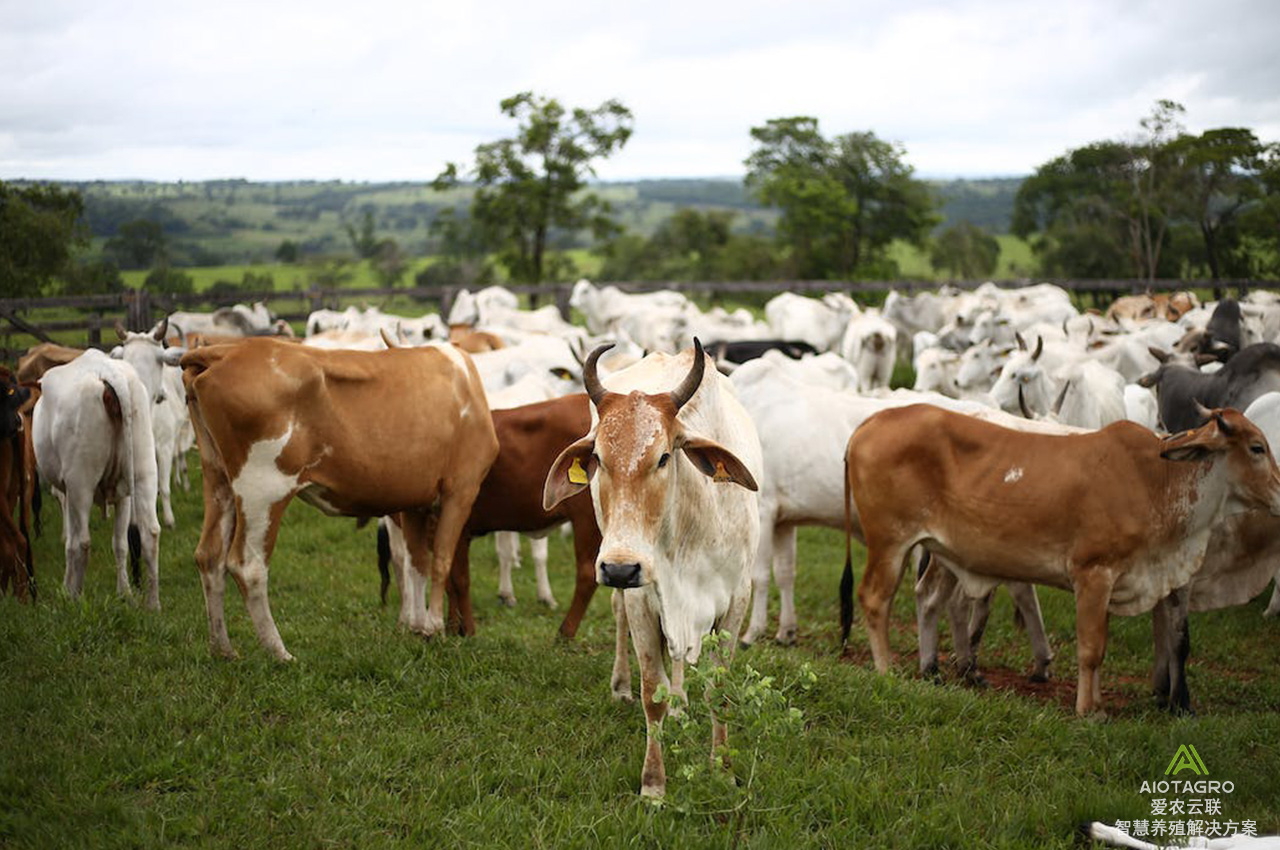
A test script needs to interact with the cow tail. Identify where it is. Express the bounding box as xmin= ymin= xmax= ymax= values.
xmin=30 ymin=467 xmax=42 ymax=539
xmin=100 ymin=366 xmax=137 ymax=528
xmin=128 ymin=523 xmax=142 ymax=588
xmin=376 ymin=520 xmax=391 ymax=606
xmin=839 ymin=451 xmax=856 ymax=647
